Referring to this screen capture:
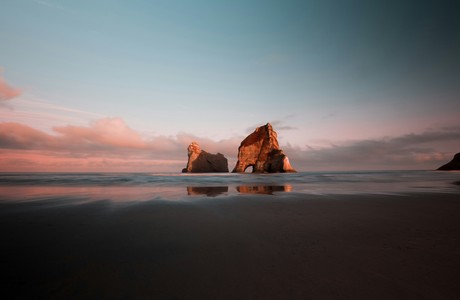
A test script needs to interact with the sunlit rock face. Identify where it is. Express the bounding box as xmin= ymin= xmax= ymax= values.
xmin=232 ymin=123 xmax=296 ymax=173
xmin=182 ymin=142 xmax=229 ymax=173
xmin=437 ymin=153 xmax=460 ymax=170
